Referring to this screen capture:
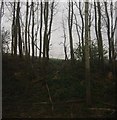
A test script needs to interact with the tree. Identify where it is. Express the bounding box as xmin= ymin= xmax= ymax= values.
xmin=115 ymin=2 xmax=117 ymax=60
xmin=68 ymin=1 xmax=74 ymax=60
xmin=34 ymin=2 xmax=40 ymax=57
xmin=104 ymin=2 xmax=111 ymax=64
xmin=75 ymin=2 xmax=85 ymax=63
xmin=94 ymin=2 xmax=104 ymax=67
xmin=39 ymin=1 xmax=43 ymax=58
xmin=11 ymin=1 xmax=16 ymax=55
xmin=25 ymin=0 xmax=29 ymax=56
xmin=43 ymin=1 xmax=54 ymax=59
xmin=97 ymin=2 xmax=104 ymax=67
xmin=47 ymin=1 xmax=54 ymax=59
xmin=0 ymin=1 xmax=3 ymax=52
xmin=85 ymin=1 xmax=91 ymax=105
xmin=43 ymin=2 xmax=49 ymax=58
xmin=31 ymin=1 xmax=34 ymax=57
xmin=17 ymin=1 xmax=22 ymax=57
xmin=14 ymin=2 xmax=17 ymax=55
xmin=28 ymin=3 xmax=32 ymax=56
xmin=62 ymin=14 xmax=68 ymax=60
